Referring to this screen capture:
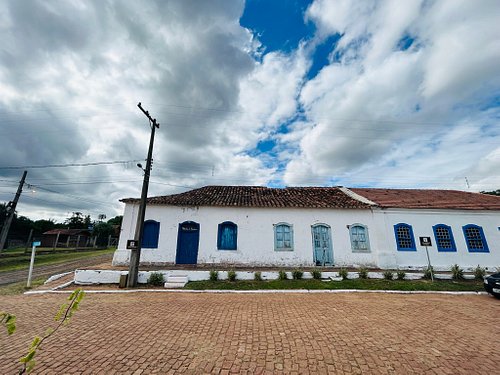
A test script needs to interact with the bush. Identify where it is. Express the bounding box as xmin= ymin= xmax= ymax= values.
xmin=338 ymin=268 xmax=349 ymax=280
xmin=310 ymin=269 xmax=322 ymax=280
xmin=209 ymin=270 xmax=219 ymax=281
xmin=451 ymin=264 xmax=464 ymax=280
xmin=358 ymin=267 xmax=368 ymax=279
xmin=228 ymin=270 xmax=237 ymax=282
xmin=474 ymin=265 xmax=486 ymax=280
xmin=278 ymin=270 xmax=288 ymax=280
xmin=383 ymin=270 xmax=394 ymax=280
xmin=423 ymin=266 xmax=434 ymax=280
xmin=254 ymin=271 xmax=262 ymax=281
xmin=292 ymin=269 xmax=303 ymax=280
xmin=396 ymin=270 xmax=406 ymax=280
xmin=147 ymin=272 xmax=165 ymax=286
